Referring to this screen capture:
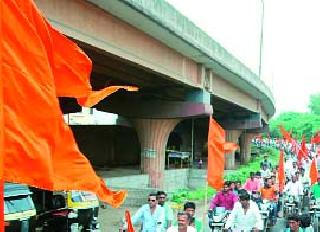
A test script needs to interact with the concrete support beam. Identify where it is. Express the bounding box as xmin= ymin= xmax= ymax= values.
xmin=134 ymin=119 xmax=180 ymax=188
xmin=98 ymin=98 xmax=212 ymax=119
xmin=225 ymin=130 xmax=242 ymax=170
xmin=240 ymin=132 xmax=255 ymax=164
xmin=220 ymin=113 xmax=262 ymax=130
